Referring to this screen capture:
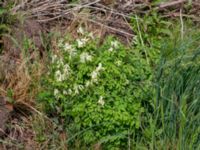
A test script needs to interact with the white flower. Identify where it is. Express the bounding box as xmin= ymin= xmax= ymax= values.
xmin=90 ymin=63 xmax=104 ymax=82
xmin=63 ymin=43 xmax=77 ymax=58
xmin=78 ymin=85 xmax=84 ymax=91
xmin=108 ymin=40 xmax=119 ymax=52
xmin=85 ymin=81 xmax=91 ymax=87
xmin=55 ymin=70 xmax=63 ymax=82
xmin=69 ymin=48 xmax=77 ymax=58
xmin=77 ymin=26 xmax=85 ymax=35
xmin=57 ymin=59 xmax=64 ymax=67
xmin=77 ymin=39 xmax=84 ymax=48
xmin=74 ymin=84 xmax=79 ymax=94
xmin=80 ymin=52 xmax=92 ymax=63
xmin=63 ymin=90 xmax=68 ymax=95
xmin=108 ymin=47 xmax=114 ymax=52
xmin=63 ymin=64 xmax=71 ymax=77
xmin=58 ymin=41 xmax=77 ymax=58
xmin=96 ymin=63 xmax=103 ymax=71
xmin=68 ymin=89 xmax=72 ymax=95
xmin=54 ymin=89 xmax=59 ymax=97
xmin=91 ymin=70 xmax=98 ymax=81
xmin=63 ymin=43 xmax=72 ymax=51
xmin=125 ymin=79 xmax=130 ymax=85
xmin=111 ymin=40 xmax=119 ymax=48
xmin=98 ymin=96 xmax=105 ymax=106
xmin=77 ymin=38 xmax=89 ymax=48
xmin=88 ymin=32 xmax=94 ymax=39
xmin=52 ymin=54 xmax=57 ymax=63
